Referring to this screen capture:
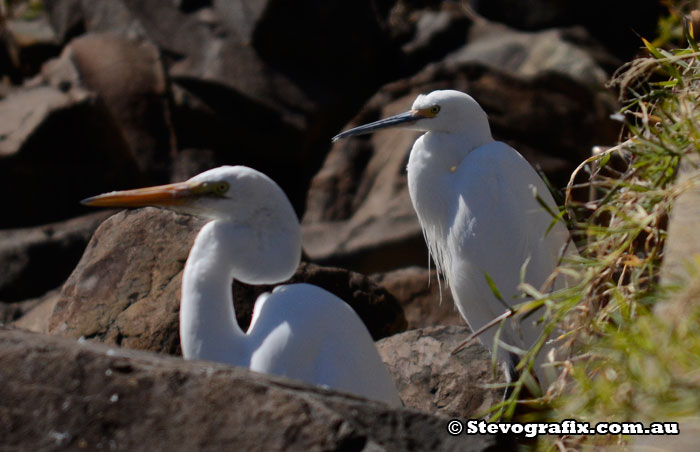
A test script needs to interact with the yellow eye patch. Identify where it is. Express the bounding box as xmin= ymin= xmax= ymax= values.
xmin=193 ymin=181 xmax=230 ymax=197
xmin=419 ymin=105 xmax=441 ymax=118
